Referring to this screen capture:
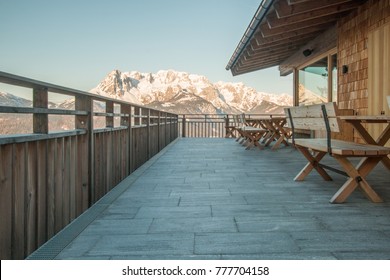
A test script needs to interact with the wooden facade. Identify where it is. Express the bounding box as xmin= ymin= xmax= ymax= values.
xmin=0 ymin=72 xmax=178 ymax=259
xmin=227 ymin=0 xmax=390 ymax=144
